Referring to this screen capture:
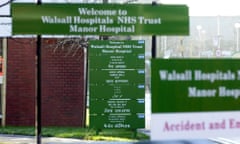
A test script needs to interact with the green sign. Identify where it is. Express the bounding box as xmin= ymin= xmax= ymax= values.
xmin=90 ymin=85 xmax=145 ymax=99
xmin=12 ymin=3 xmax=189 ymax=35
xmin=90 ymin=99 xmax=145 ymax=114
xmin=91 ymin=114 xmax=145 ymax=129
xmin=89 ymin=40 xmax=145 ymax=129
xmin=90 ymin=70 xmax=145 ymax=83
xmin=152 ymin=59 xmax=240 ymax=113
